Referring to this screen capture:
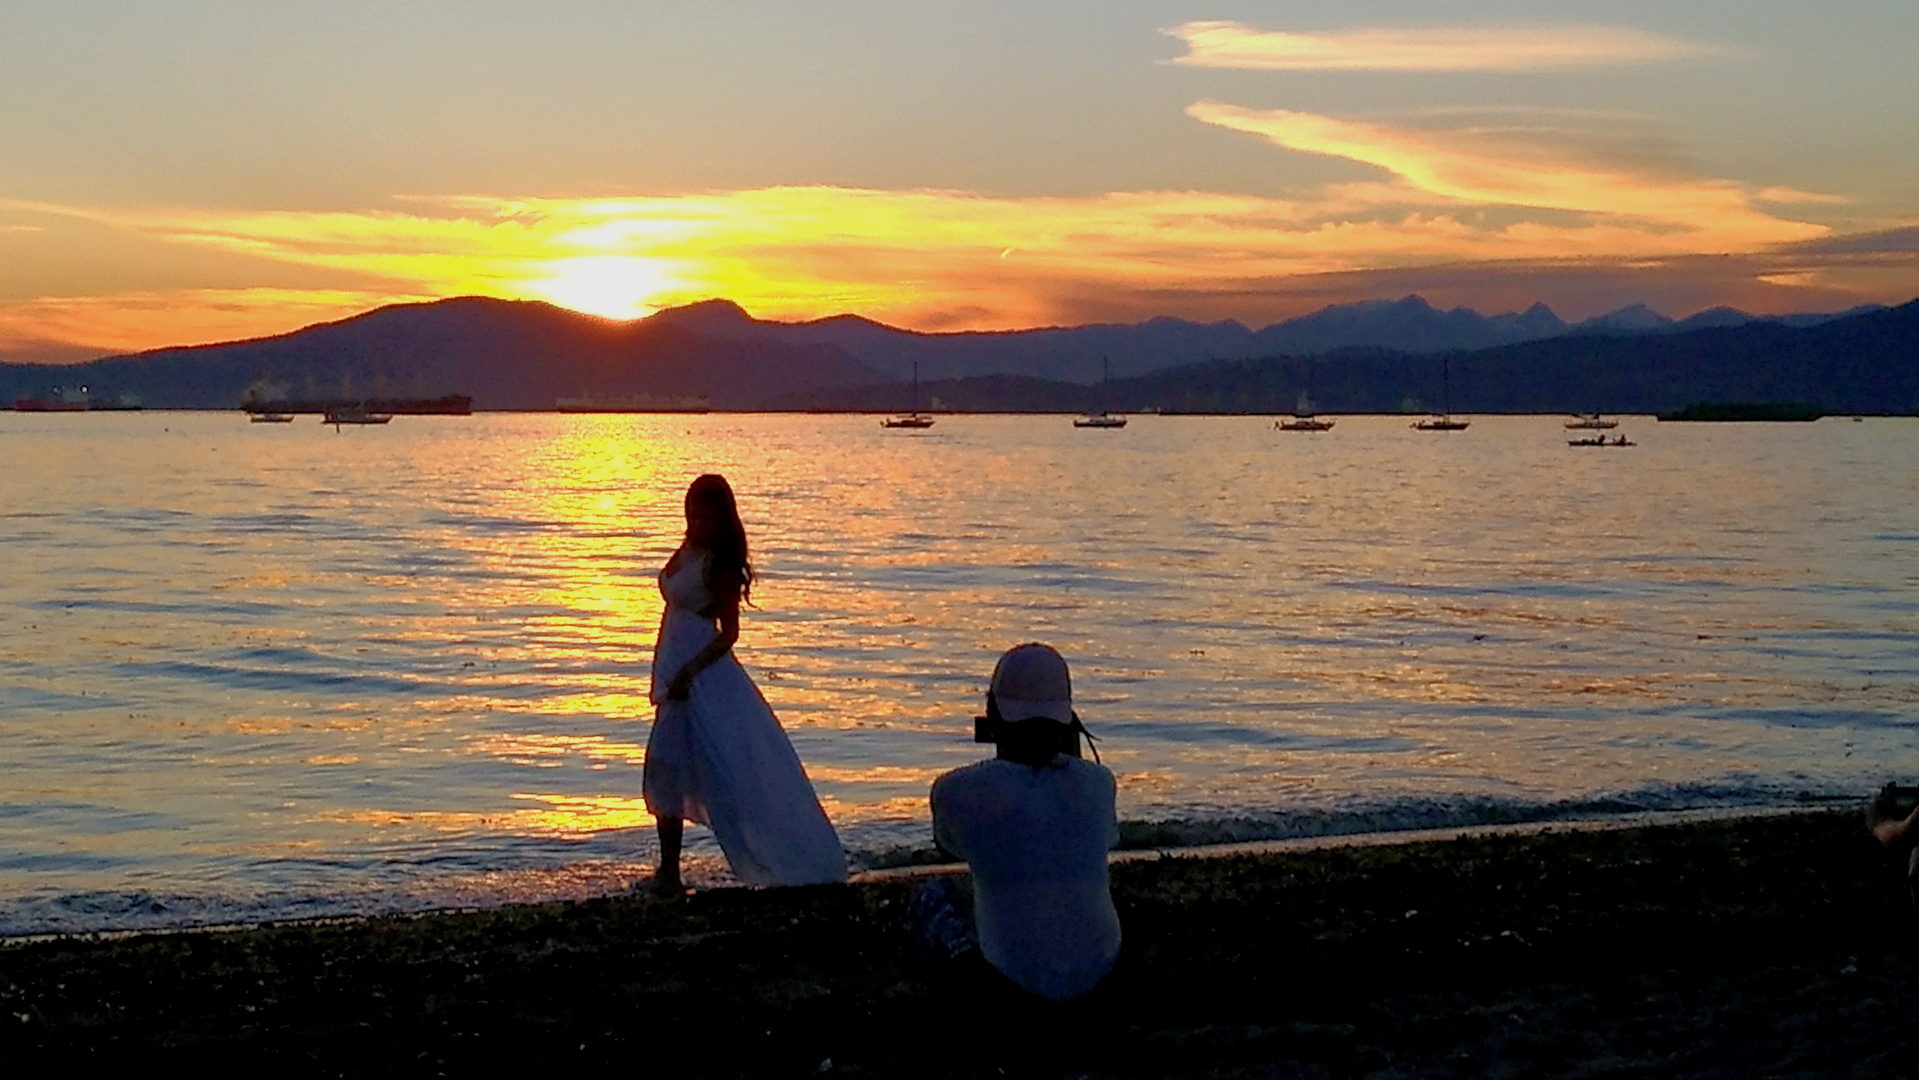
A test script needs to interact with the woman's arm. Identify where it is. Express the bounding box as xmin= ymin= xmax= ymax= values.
xmin=664 ymin=590 xmax=741 ymax=700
